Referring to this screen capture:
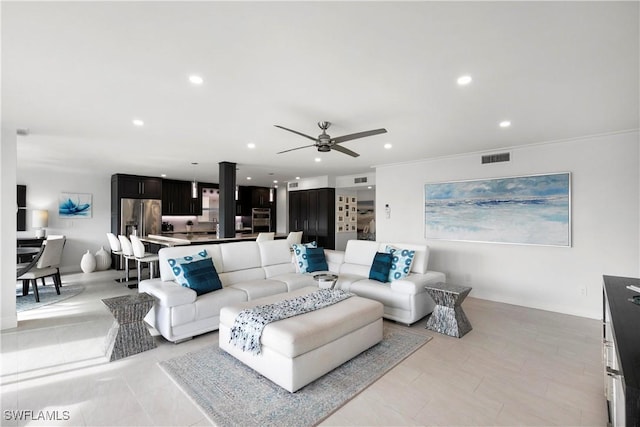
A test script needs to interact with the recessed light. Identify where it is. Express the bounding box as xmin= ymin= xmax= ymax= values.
xmin=314 ymin=158 xmax=321 ymax=162
xmin=384 ymin=143 xmax=392 ymax=149
xmin=247 ymin=143 xmax=256 ymax=149
xmin=368 ymin=186 xmax=372 ymax=189
xmin=296 ymin=177 xmax=300 ymax=180
xmin=499 ymin=120 xmax=511 ymax=128
xmin=189 ymin=75 xmax=204 ymax=85
xmin=161 ymin=174 xmax=167 ymax=178
xmin=274 ymin=185 xmax=278 ymax=188
xmin=247 ymin=177 xmax=252 ymax=180
xmin=457 ymin=75 xmax=472 ymax=86
xmin=273 ymin=180 xmax=278 ymax=183
xmin=132 ymin=119 xmax=144 ymax=127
